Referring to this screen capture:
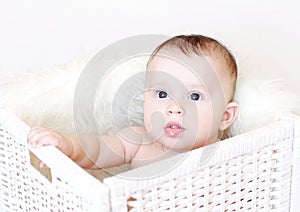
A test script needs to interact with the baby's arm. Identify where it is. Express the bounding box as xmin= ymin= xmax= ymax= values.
xmin=27 ymin=126 xmax=143 ymax=169
xmin=28 ymin=126 xmax=90 ymax=168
